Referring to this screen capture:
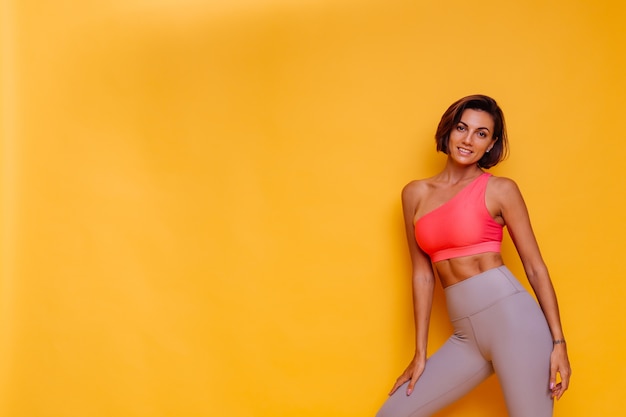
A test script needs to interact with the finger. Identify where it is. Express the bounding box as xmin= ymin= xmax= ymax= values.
xmin=388 ymin=376 xmax=408 ymax=396
xmin=388 ymin=383 xmax=400 ymax=396
xmin=560 ymin=369 xmax=571 ymax=391
xmin=406 ymin=378 xmax=416 ymax=396
xmin=556 ymin=371 xmax=571 ymax=400
xmin=548 ymin=368 xmax=557 ymax=391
